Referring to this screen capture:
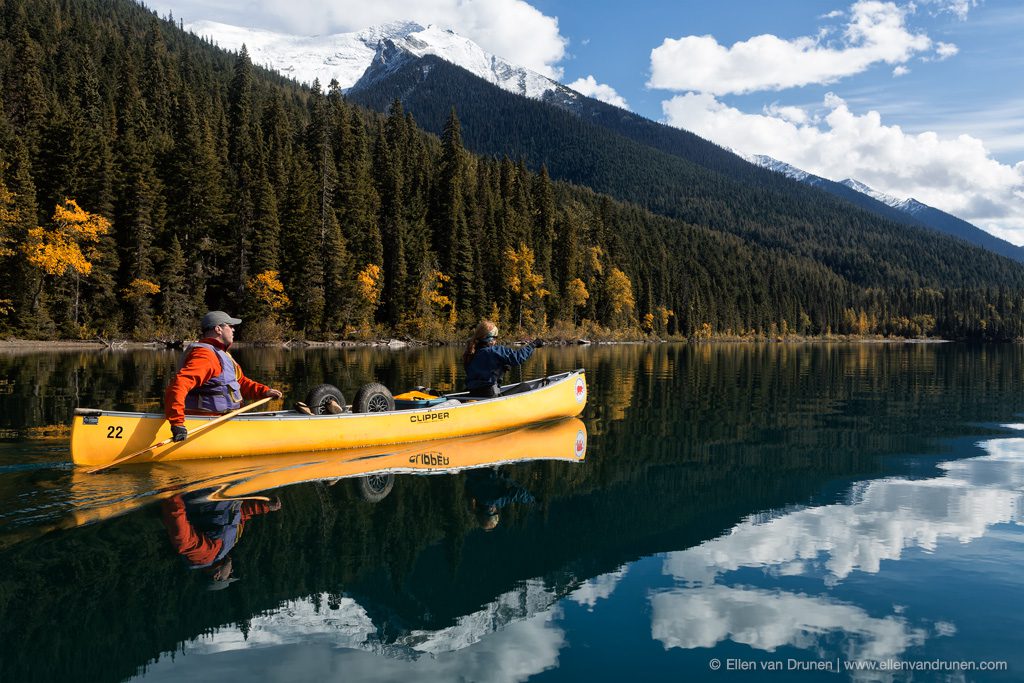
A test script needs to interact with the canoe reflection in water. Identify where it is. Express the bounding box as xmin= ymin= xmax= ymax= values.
xmin=466 ymin=468 xmax=535 ymax=530
xmin=160 ymin=489 xmax=283 ymax=590
xmin=15 ymin=417 xmax=587 ymax=548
